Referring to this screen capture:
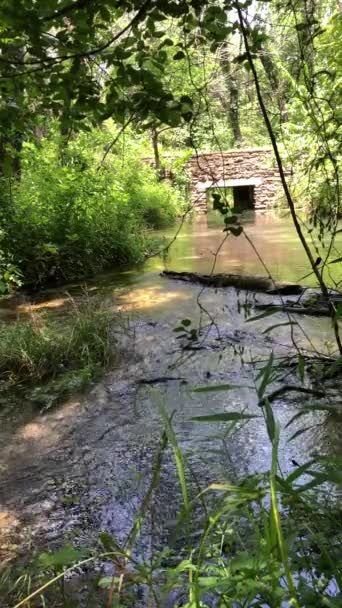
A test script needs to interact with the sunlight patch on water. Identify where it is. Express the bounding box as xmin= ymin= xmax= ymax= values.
xmin=16 ymin=422 xmax=49 ymax=441
xmin=0 ymin=511 xmax=19 ymax=530
xmin=115 ymin=285 xmax=190 ymax=311
xmin=16 ymin=296 xmax=71 ymax=313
